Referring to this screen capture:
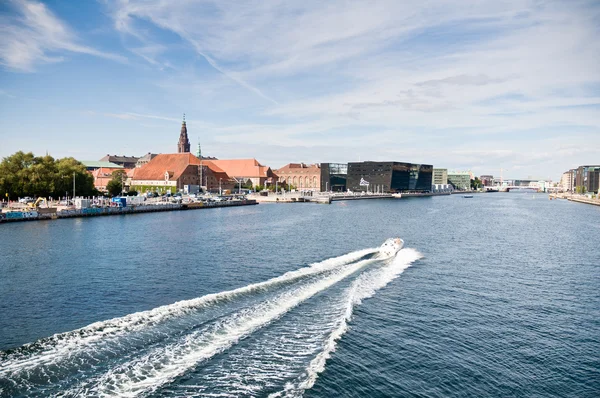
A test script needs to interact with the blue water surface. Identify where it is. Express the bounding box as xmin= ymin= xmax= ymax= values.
xmin=0 ymin=194 xmax=598 ymax=397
